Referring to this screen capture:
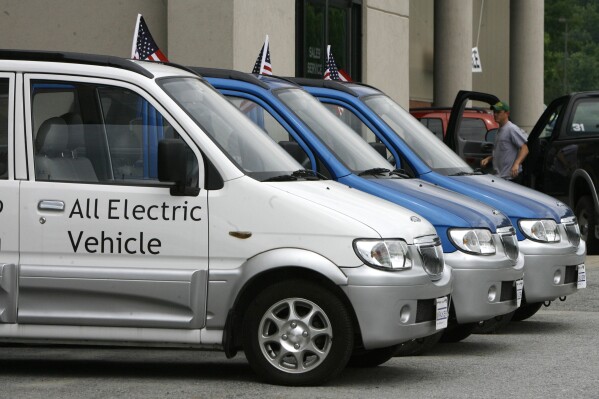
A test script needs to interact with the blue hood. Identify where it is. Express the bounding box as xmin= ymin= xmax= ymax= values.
xmin=425 ymin=173 xmax=573 ymax=241
xmin=297 ymin=81 xmax=573 ymax=238
xmin=342 ymin=175 xmax=511 ymax=252
xmin=201 ymin=74 xmax=514 ymax=253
